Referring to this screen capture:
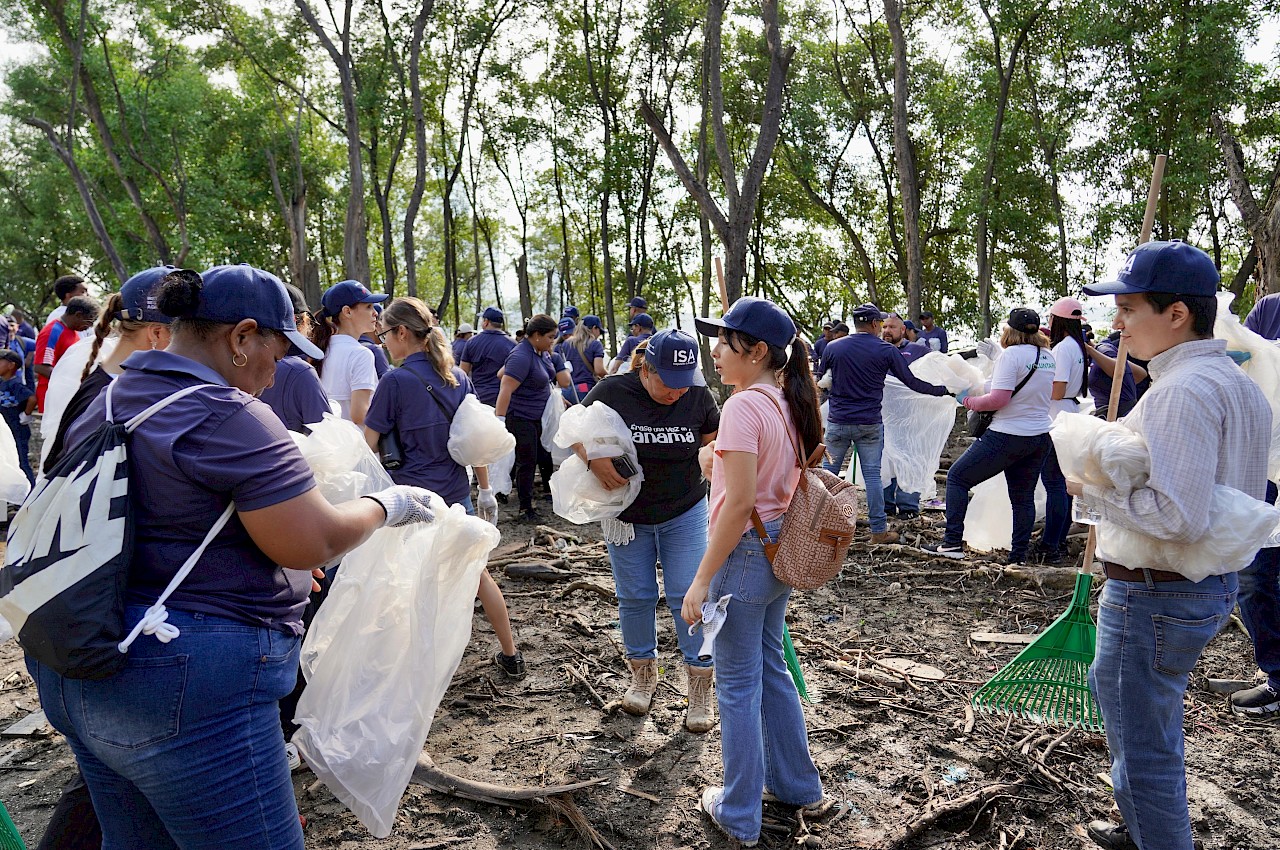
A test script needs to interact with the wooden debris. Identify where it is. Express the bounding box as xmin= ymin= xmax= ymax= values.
xmin=969 ymin=631 xmax=1038 ymax=645
xmin=1204 ymin=678 xmax=1253 ymax=694
xmin=504 ymin=561 xmax=575 ymax=581
xmin=558 ymin=580 xmax=617 ymax=603
xmin=1 ymin=709 xmax=50 ymax=738
xmin=875 ymin=657 xmax=945 ymax=681
xmin=617 ymin=784 xmax=660 ymax=802
xmin=820 ymin=660 xmax=906 ymax=691
xmin=877 ymin=782 xmax=1020 ymax=849
xmin=563 ymin=664 xmax=606 ymax=709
